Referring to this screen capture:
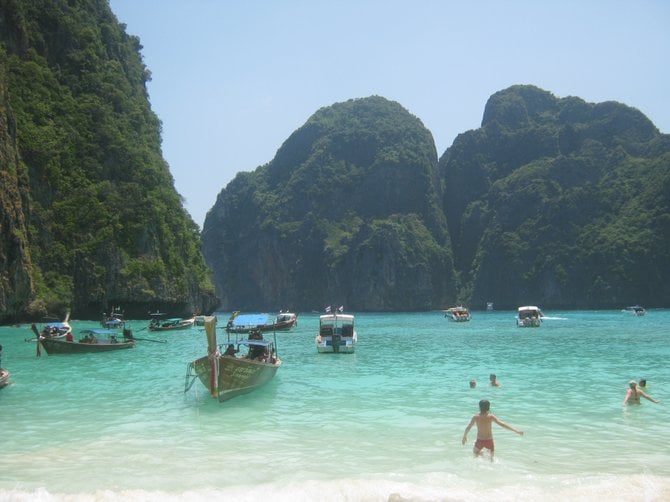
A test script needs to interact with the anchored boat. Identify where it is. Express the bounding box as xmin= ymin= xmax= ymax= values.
xmin=185 ymin=316 xmax=282 ymax=402
xmin=315 ymin=313 xmax=357 ymax=353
